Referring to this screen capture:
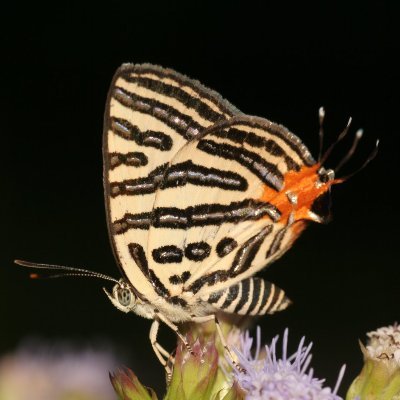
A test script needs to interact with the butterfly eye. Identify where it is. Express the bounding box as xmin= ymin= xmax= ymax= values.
xmin=117 ymin=287 xmax=133 ymax=306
